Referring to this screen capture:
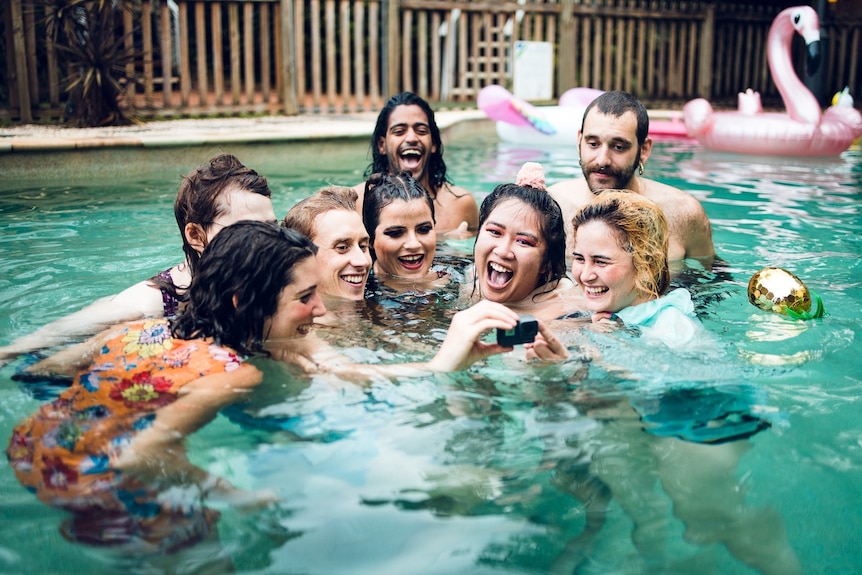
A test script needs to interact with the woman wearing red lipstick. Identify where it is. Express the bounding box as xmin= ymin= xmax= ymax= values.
xmin=362 ymin=172 xmax=451 ymax=291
